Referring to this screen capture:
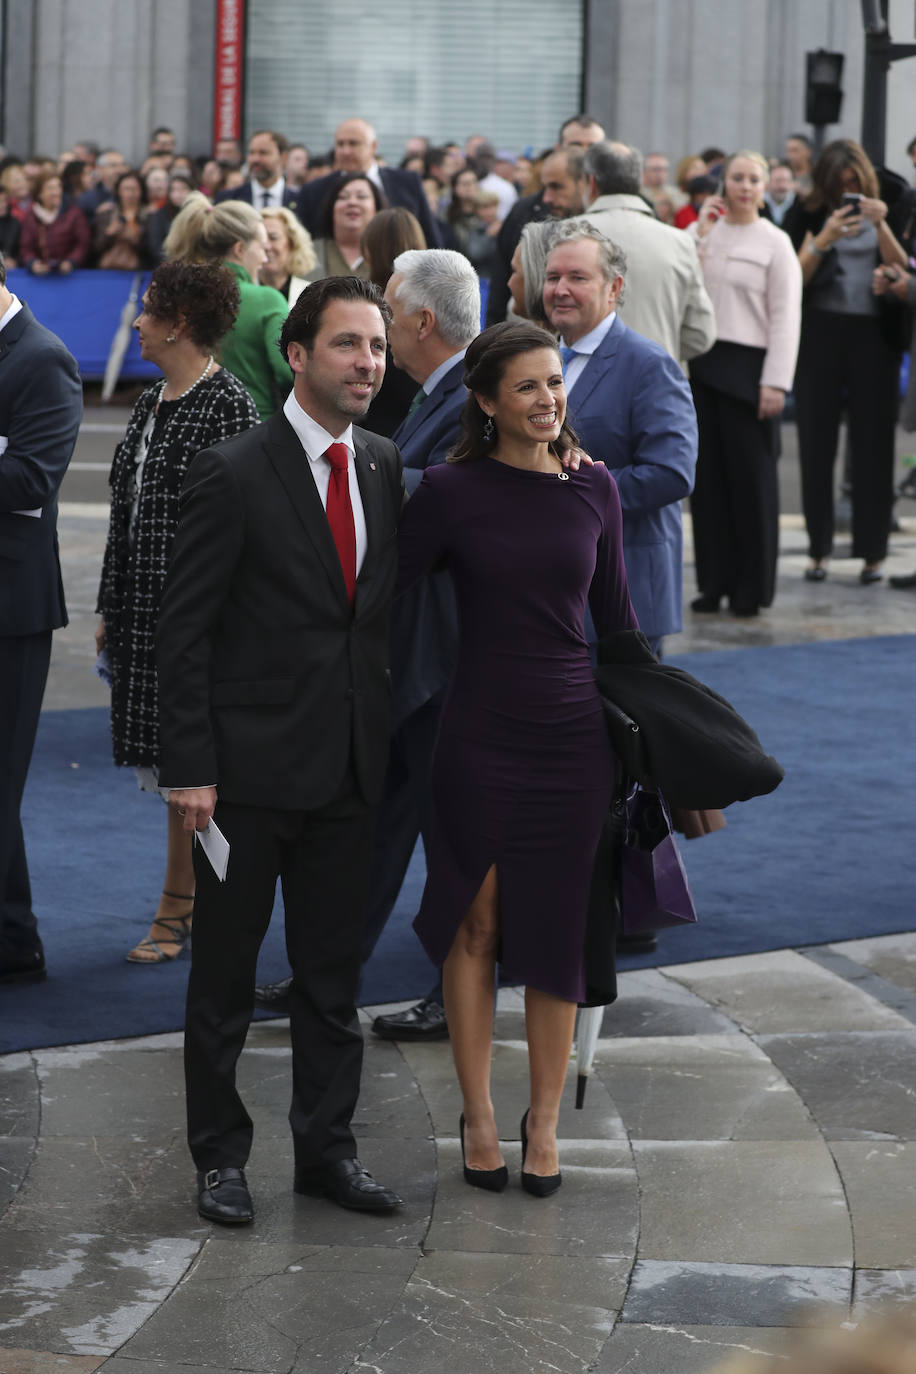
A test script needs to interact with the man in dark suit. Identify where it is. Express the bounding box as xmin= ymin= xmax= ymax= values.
xmin=214 ymin=130 xmax=300 ymax=212
xmin=543 ymin=220 xmax=697 ymax=654
xmin=254 ymin=249 xmax=479 ymax=1041
xmin=296 ymin=118 xmax=441 ymax=247
xmin=0 ymin=253 xmax=83 ymax=983
xmin=155 ymin=277 xmax=405 ymax=1225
